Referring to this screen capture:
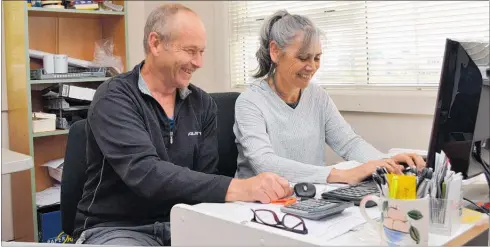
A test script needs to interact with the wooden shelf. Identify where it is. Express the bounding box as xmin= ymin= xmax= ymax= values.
xmin=27 ymin=7 xmax=124 ymax=18
xmin=30 ymin=77 xmax=111 ymax=85
xmin=32 ymin=129 xmax=69 ymax=138
xmin=4 ymin=0 xmax=128 ymax=241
